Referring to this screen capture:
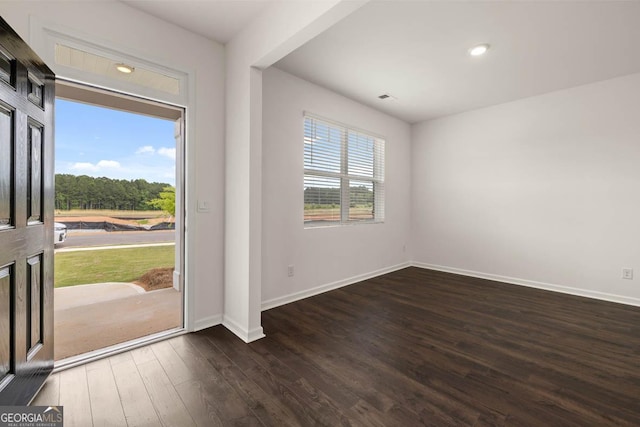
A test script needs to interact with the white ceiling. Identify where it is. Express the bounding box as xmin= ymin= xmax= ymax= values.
xmin=274 ymin=1 xmax=640 ymax=123
xmin=120 ymin=1 xmax=640 ymax=124
xmin=122 ymin=0 xmax=270 ymax=44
